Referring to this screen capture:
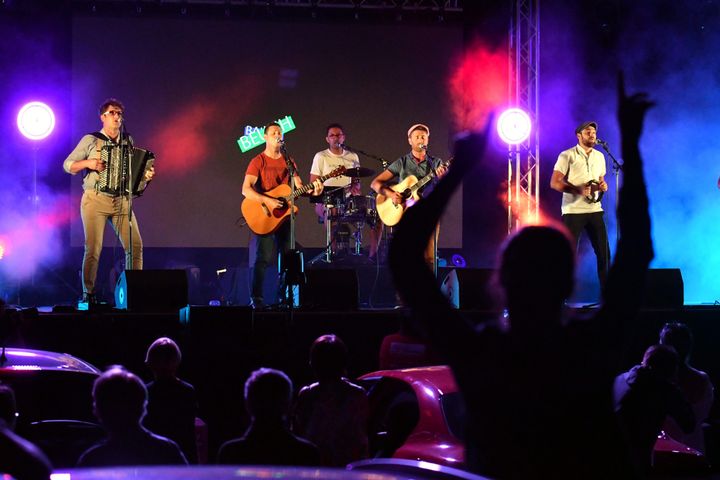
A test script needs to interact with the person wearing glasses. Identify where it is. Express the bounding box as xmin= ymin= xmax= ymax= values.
xmin=309 ymin=124 xmax=364 ymax=258
xmin=63 ymin=98 xmax=155 ymax=306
